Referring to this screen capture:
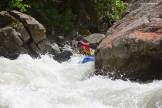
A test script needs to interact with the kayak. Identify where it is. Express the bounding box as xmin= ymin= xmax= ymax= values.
xmin=81 ymin=56 xmax=95 ymax=64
